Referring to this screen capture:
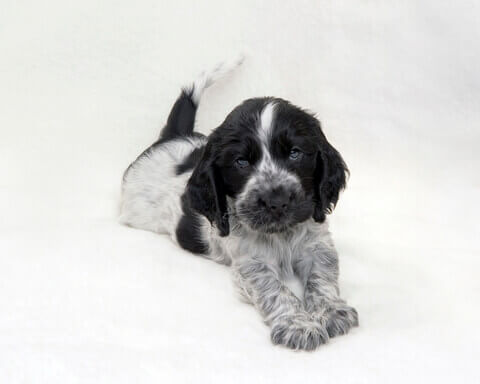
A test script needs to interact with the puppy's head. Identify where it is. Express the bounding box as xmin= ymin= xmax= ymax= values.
xmin=186 ymin=98 xmax=348 ymax=236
